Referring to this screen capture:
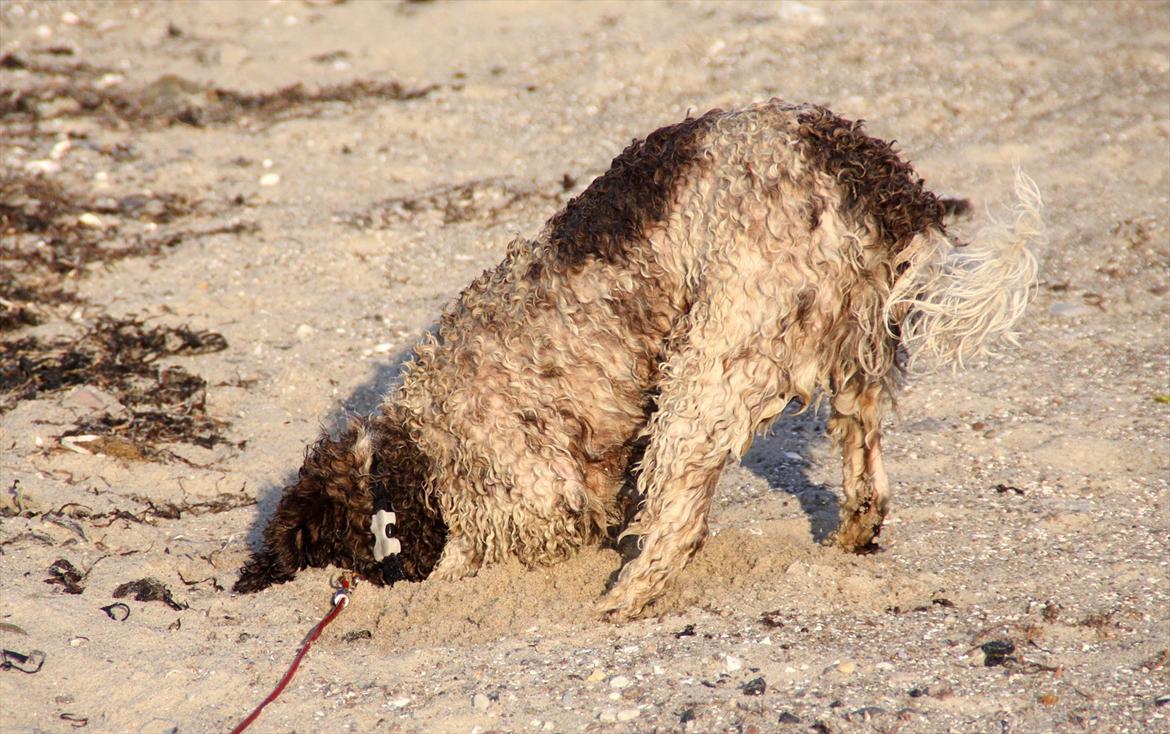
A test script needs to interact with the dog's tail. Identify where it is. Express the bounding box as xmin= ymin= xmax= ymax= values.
xmin=886 ymin=170 xmax=1043 ymax=369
